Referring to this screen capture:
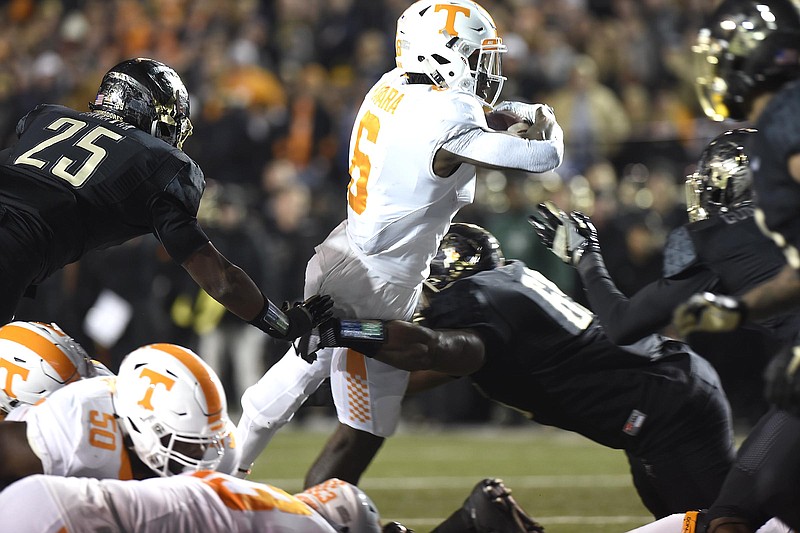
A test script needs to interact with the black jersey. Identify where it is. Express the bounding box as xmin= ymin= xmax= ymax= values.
xmin=751 ymin=80 xmax=800 ymax=270
xmin=576 ymin=206 xmax=800 ymax=346
xmin=423 ymin=261 xmax=724 ymax=455
xmin=0 ymin=104 xmax=208 ymax=283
